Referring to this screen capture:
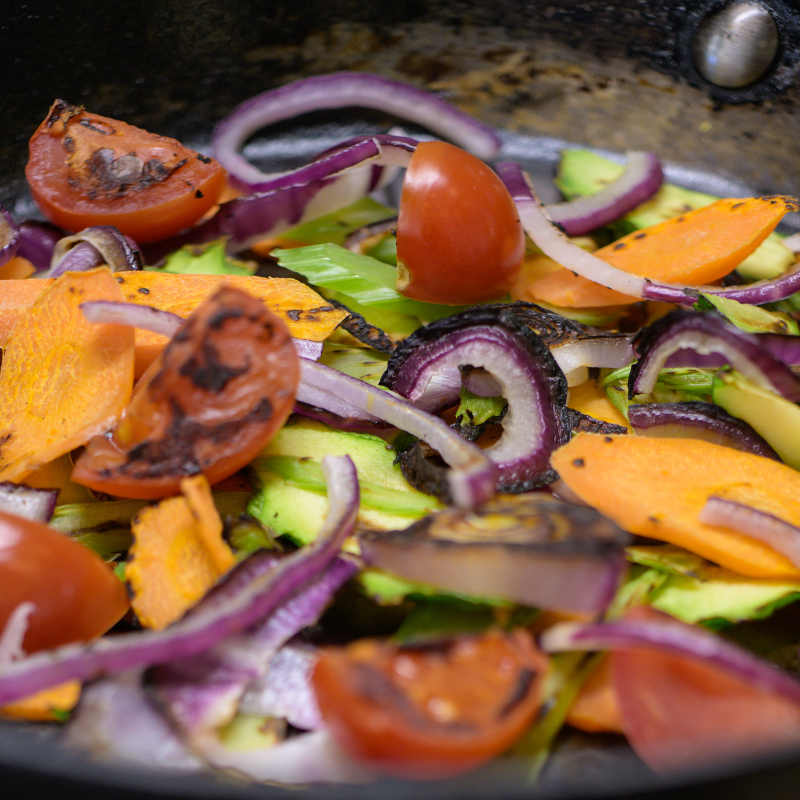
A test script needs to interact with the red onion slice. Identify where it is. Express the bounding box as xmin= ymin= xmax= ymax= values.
xmin=0 ymin=208 xmax=20 ymax=267
xmin=629 ymin=310 xmax=800 ymax=401
xmin=79 ymin=300 xmax=323 ymax=361
xmin=627 ymin=402 xmax=779 ymax=459
xmin=150 ymin=557 xmax=356 ymax=735
xmin=541 ymin=606 xmax=800 ymax=773
xmin=48 ymin=226 xmax=142 ymax=277
xmin=699 ymin=496 xmax=800 ymax=567
xmin=498 ymin=162 xmax=800 ymax=307
xmin=145 ymin=134 xmax=416 ymax=264
xmin=540 ymin=608 xmax=800 ymax=704
xmin=0 ymin=455 xmax=358 ymax=705
xmin=546 ymin=152 xmax=663 ymax=235
xmin=212 ymin=71 xmax=501 ymax=189
xmin=298 ymin=358 xmax=496 ymax=508
xmin=0 ymin=483 xmax=58 ymax=523
xmin=783 ymin=233 xmax=800 ymax=251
